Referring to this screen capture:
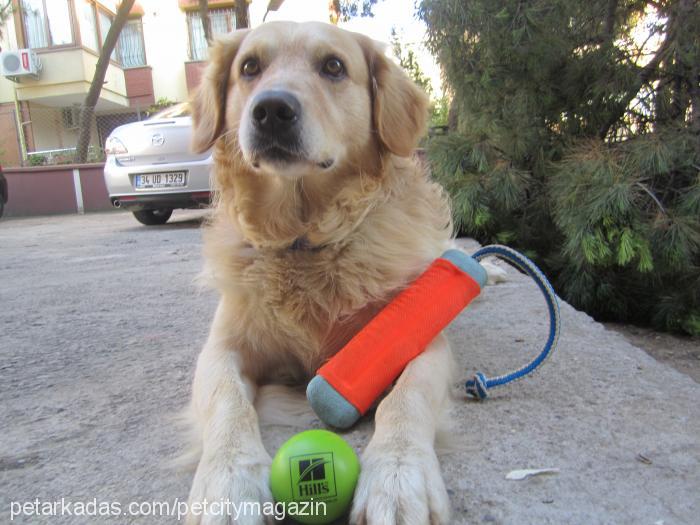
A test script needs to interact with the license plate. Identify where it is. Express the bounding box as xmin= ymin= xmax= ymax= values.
xmin=134 ymin=171 xmax=187 ymax=190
